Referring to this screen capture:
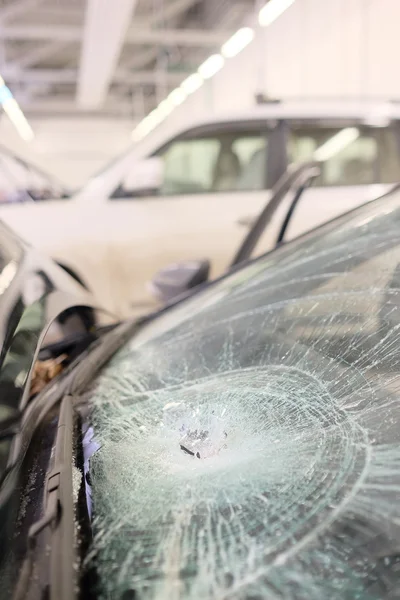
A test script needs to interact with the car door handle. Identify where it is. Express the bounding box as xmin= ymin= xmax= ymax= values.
xmin=237 ymin=215 xmax=256 ymax=228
